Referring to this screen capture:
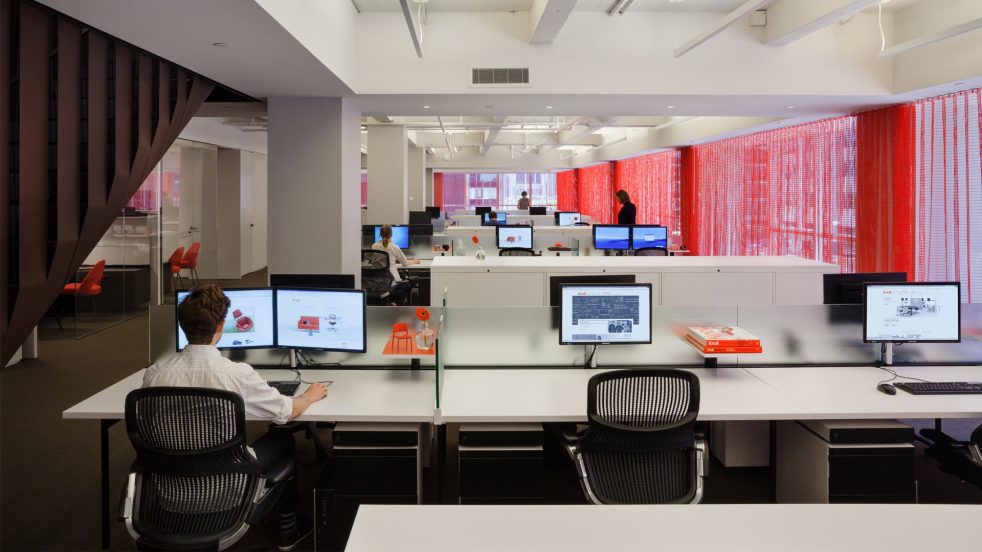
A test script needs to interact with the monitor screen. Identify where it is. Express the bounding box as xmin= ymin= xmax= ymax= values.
xmin=559 ymin=284 xmax=652 ymax=345
xmin=425 ymin=206 xmax=441 ymax=218
xmin=529 ymin=206 xmax=547 ymax=216
xmin=593 ymin=225 xmax=630 ymax=250
xmin=409 ymin=211 xmax=432 ymax=225
xmin=482 ymin=212 xmax=507 ymax=225
xmin=269 ymin=274 xmax=356 ymax=290
xmin=373 ymin=225 xmax=410 ymax=249
xmin=276 ymin=288 xmax=367 ymax=352
xmin=557 ymin=212 xmax=581 ymax=226
xmin=496 ymin=225 xmax=533 ymax=249
xmin=631 ymin=225 xmax=668 ymax=250
xmin=863 ymin=282 xmax=961 ymax=343
xmin=176 ymin=288 xmax=276 ymax=351
xmin=475 ymin=206 xmax=492 ymax=216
